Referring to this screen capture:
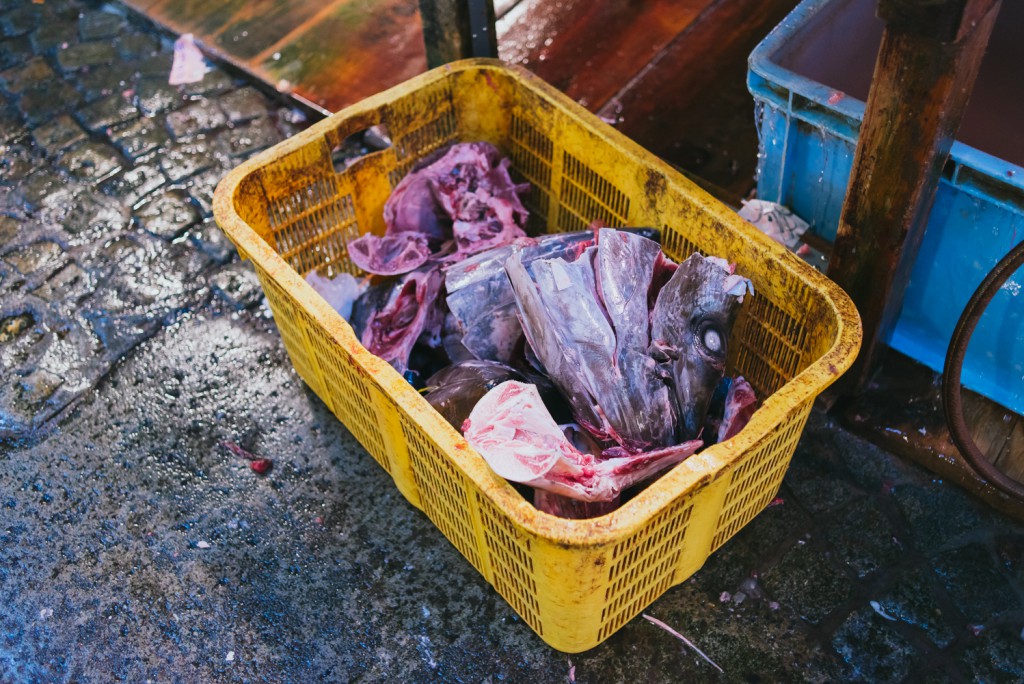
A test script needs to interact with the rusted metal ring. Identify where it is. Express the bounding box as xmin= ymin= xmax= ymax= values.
xmin=942 ymin=239 xmax=1024 ymax=501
